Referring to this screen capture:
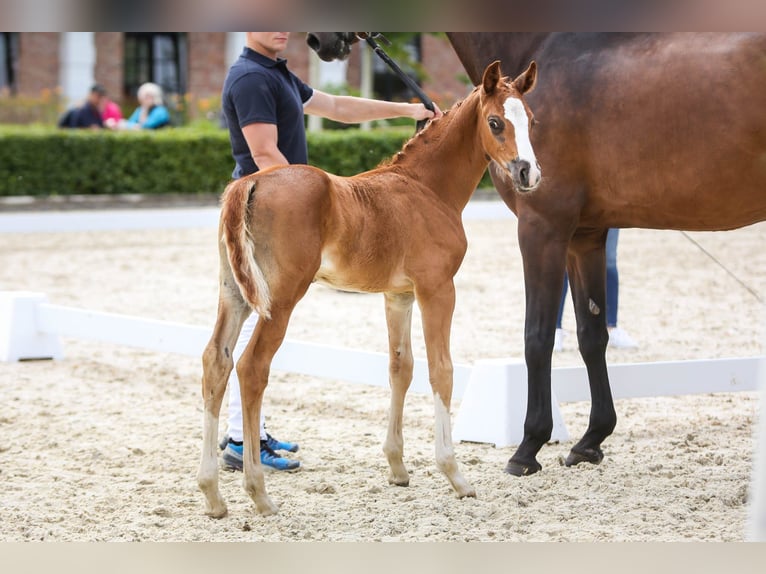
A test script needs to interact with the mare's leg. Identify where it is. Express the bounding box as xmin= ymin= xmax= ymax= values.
xmin=565 ymin=231 xmax=616 ymax=466
xmin=506 ymin=216 xmax=570 ymax=476
xmin=237 ymin=279 xmax=312 ymax=516
xmin=198 ymin=270 xmax=251 ymax=518
xmin=417 ymin=281 xmax=475 ymax=498
xmin=382 ymin=291 xmax=415 ymax=486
